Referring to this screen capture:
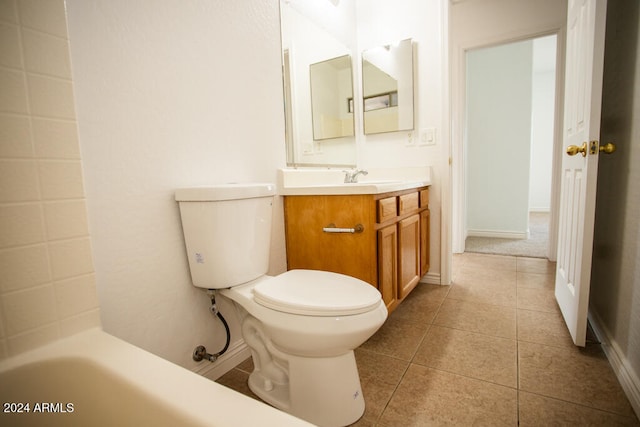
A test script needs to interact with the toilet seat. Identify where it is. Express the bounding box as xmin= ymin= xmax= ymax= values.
xmin=252 ymin=270 xmax=382 ymax=316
